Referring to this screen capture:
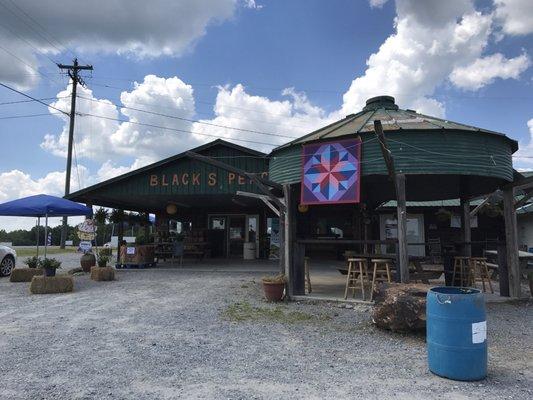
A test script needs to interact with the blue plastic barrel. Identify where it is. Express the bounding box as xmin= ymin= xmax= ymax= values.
xmin=427 ymin=287 xmax=487 ymax=381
